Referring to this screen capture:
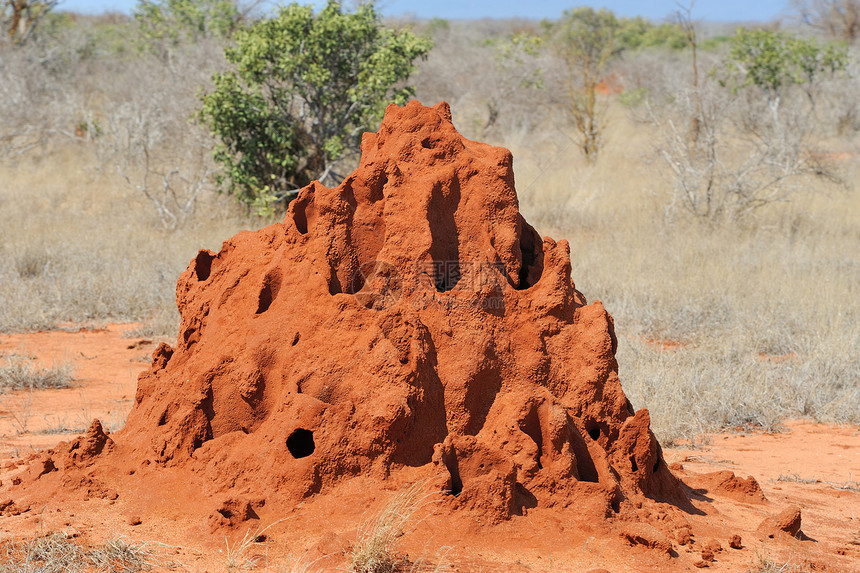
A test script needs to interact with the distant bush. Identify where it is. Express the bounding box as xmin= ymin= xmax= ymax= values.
xmin=134 ymin=0 xmax=241 ymax=58
xmin=548 ymin=7 xmax=623 ymax=162
xmin=791 ymin=0 xmax=860 ymax=43
xmin=651 ymin=27 xmax=850 ymax=223
xmin=720 ymin=27 xmax=848 ymax=121
xmin=478 ymin=32 xmax=544 ymax=136
xmin=617 ymin=16 xmax=688 ymax=51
